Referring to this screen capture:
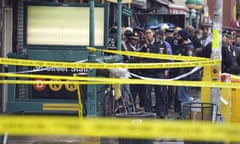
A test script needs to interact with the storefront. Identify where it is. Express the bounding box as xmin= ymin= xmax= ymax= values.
xmin=131 ymin=0 xmax=188 ymax=28
xmin=132 ymin=0 xmax=188 ymax=14
xmin=168 ymin=3 xmax=187 ymax=14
